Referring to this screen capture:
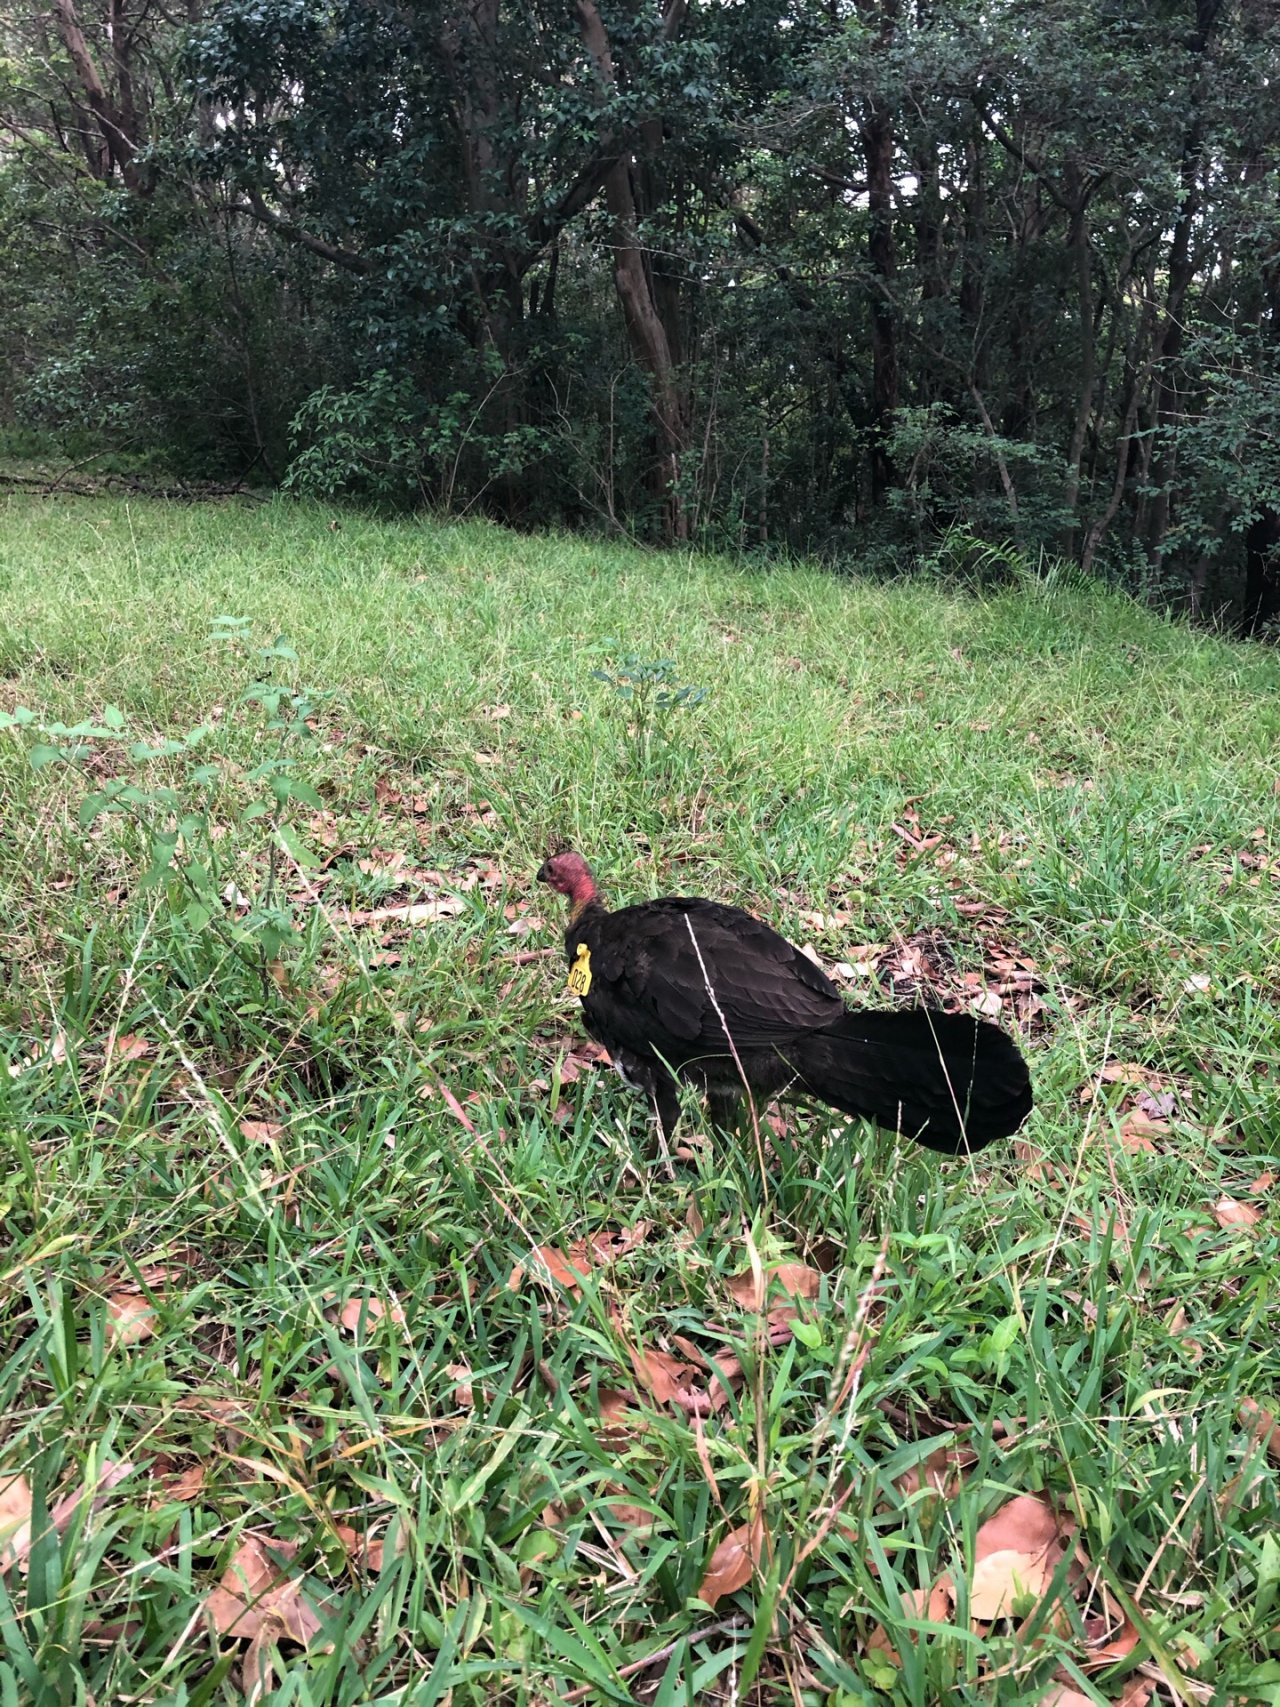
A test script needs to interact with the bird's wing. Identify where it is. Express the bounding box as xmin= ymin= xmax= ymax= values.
xmin=583 ymin=898 xmax=843 ymax=1054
